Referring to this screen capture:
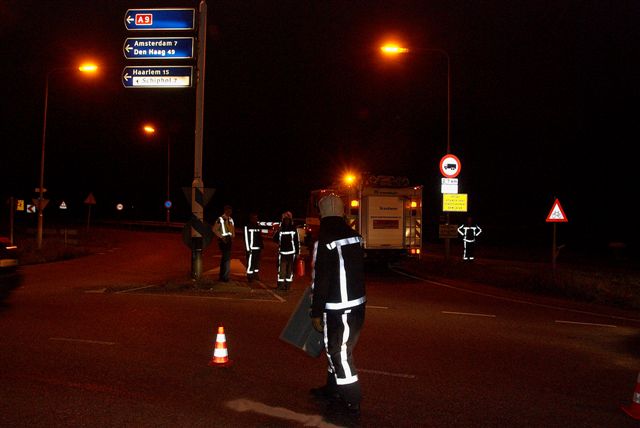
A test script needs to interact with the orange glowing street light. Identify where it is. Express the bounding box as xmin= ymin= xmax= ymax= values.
xmin=143 ymin=124 xmax=156 ymax=135
xmin=380 ymin=43 xmax=410 ymax=56
xmin=37 ymin=61 xmax=100 ymax=249
xmin=78 ymin=62 xmax=99 ymax=73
